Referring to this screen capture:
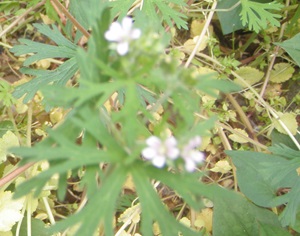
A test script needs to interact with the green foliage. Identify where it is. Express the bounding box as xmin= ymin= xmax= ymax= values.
xmin=275 ymin=33 xmax=300 ymax=67
xmin=212 ymin=186 xmax=290 ymax=236
xmin=217 ymin=0 xmax=283 ymax=34
xmin=109 ymin=0 xmax=188 ymax=29
xmin=6 ymin=0 xmax=299 ymax=235
xmin=227 ymin=147 xmax=300 ymax=229
xmin=216 ymin=0 xmax=244 ymax=34
xmin=0 ymin=79 xmax=16 ymax=107
xmin=7 ymin=6 xmax=243 ymax=235
xmin=240 ymin=0 xmax=283 ymax=33
xmin=10 ymin=24 xmax=79 ymax=103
